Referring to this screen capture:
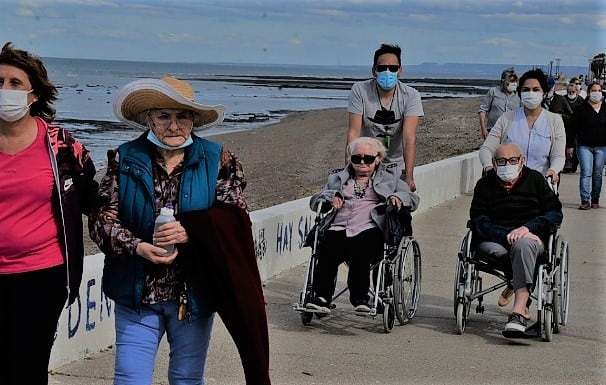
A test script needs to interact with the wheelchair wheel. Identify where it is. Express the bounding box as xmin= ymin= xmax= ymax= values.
xmin=299 ymin=256 xmax=318 ymax=326
xmin=383 ymin=302 xmax=395 ymax=333
xmin=455 ymin=302 xmax=468 ymax=334
xmin=393 ymin=237 xmax=422 ymax=325
xmin=553 ymin=258 xmax=562 ymax=334
xmin=553 ymin=274 xmax=561 ymax=334
xmin=559 ymin=240 xmax=571 ymax=327
xmin=454 ymin=231 xmax=471 ymax=316
xmin=301 ymin=311 xmax=313 ymax=325
xmin=543 ymin=307 xmax=554 ymax=342
xmin=453 ymin=260 xmax=465 ymax=317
